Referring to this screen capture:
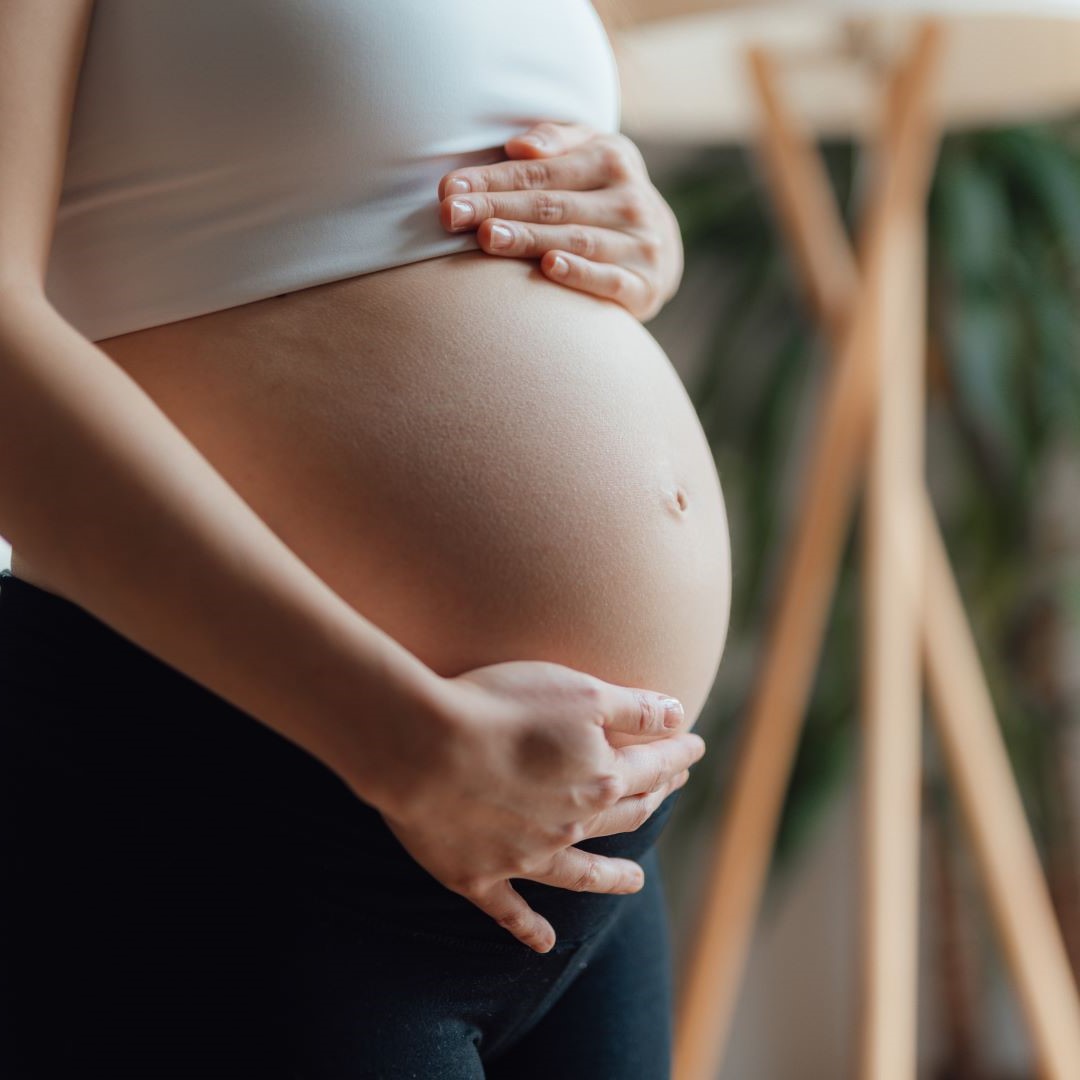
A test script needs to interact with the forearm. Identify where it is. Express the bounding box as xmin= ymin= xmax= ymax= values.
xmin=0 ymin=285 xmax=447 ymax=812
